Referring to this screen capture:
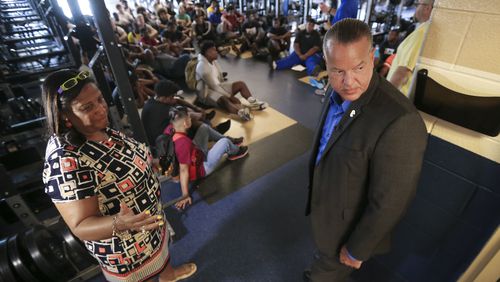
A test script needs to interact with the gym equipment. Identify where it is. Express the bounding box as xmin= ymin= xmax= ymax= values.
xmin=23 ymin=225 xmax=77 ymax=281
xmin=6 ymin=233 xmax=42 ymax=282
xmin=0 ymin=238 xmax=18 ymax=282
